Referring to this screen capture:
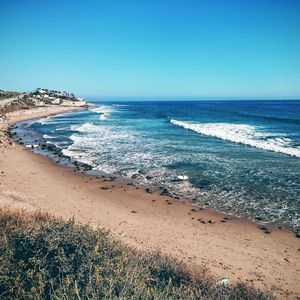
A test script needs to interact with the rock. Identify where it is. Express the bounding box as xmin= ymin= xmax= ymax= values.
xmin=217 ymin=277 xmax=230 ymax=286
xmin=258 ymin=226 xmax=268 ymax=231
xmin=131 ymin=210 xmax=137 ymax=213
xmin=100 ymin=186 xmax=110 ymax=190
xmin=145 ymin=188 xmax=153 ymax=194
xmin=160 ymin=188 xmax=171 ymax=196
xmin=191 ymin=209 xmax=196 ymax=212
xmin=208 ymin=219 xmax=214 ymax=224
xmin=198 ymin=218 xmax=206 ymax=224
